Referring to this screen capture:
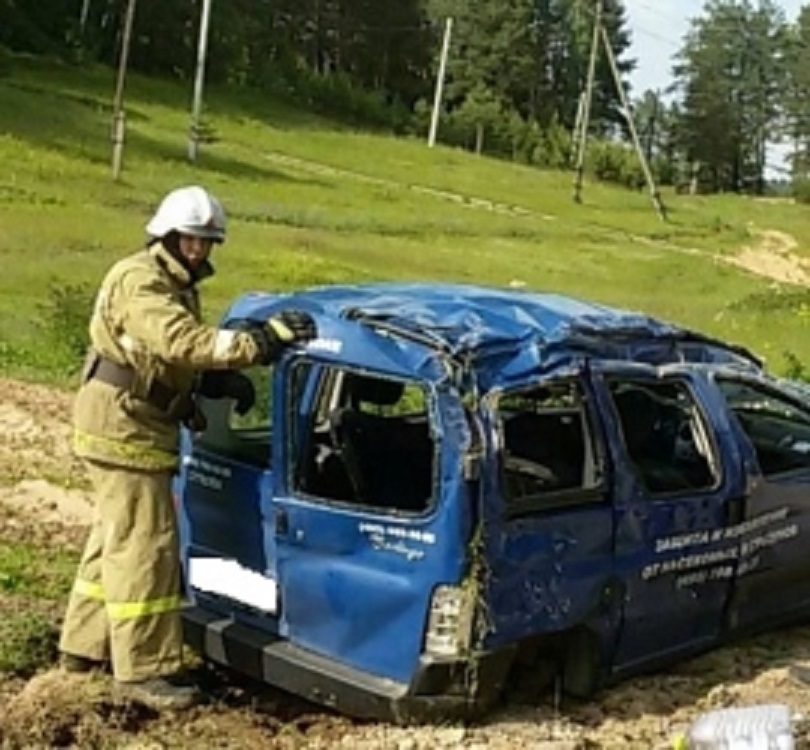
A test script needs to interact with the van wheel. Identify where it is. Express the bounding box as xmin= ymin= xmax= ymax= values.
xmin=562 ymin=630 xmax=601 ymax=698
